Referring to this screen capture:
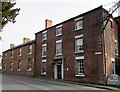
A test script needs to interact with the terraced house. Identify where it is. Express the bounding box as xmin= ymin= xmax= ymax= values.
xmin=2 ymin=38 xmax=35 ymax=76
xmin=2 ymin=6 xmax=120 ymax=84
xmin=35 ymin=6 xmax=119 ymax=84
